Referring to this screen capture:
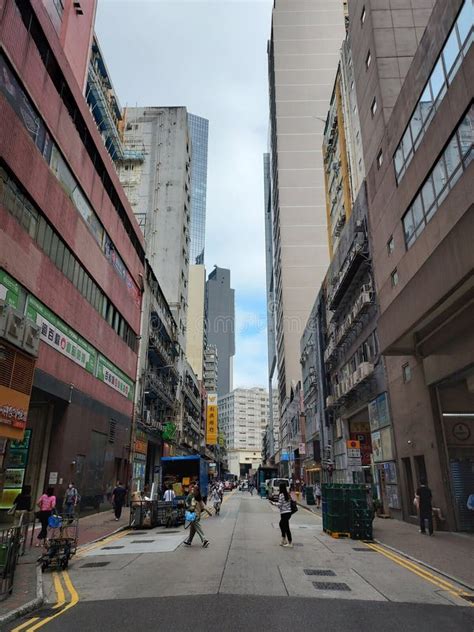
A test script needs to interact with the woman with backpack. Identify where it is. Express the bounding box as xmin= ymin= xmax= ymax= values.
xmin=275 ymin=481 xmax=294 ymax=548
